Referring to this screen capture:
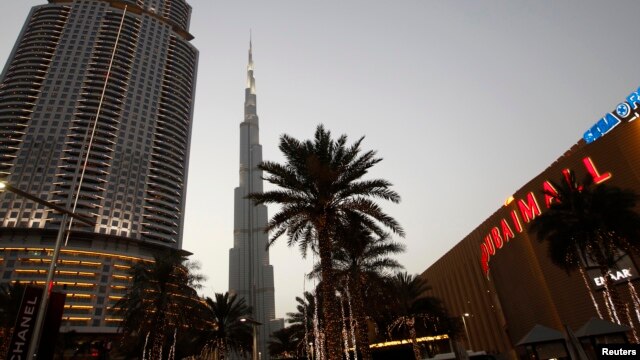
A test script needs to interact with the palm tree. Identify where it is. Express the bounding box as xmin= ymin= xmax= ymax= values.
xmin=199 ymin=292 xmax=252 ymax=359
xmin=312 ymin=217 xmax=405 ymax=360
xmin=285 ymin=291 xmax=318 ymax=357
xmin=115 ymin=250 xmax=204 ymax=359
xmin=387 ymin=272 xmax=451 ymax=360
xmin=249 ymin=124 xmax=405 ymax=359
xmin=529 ymin=170 xmax=640 ymax=321
xmin=268 ymin=326 xmax=300 ymax=359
